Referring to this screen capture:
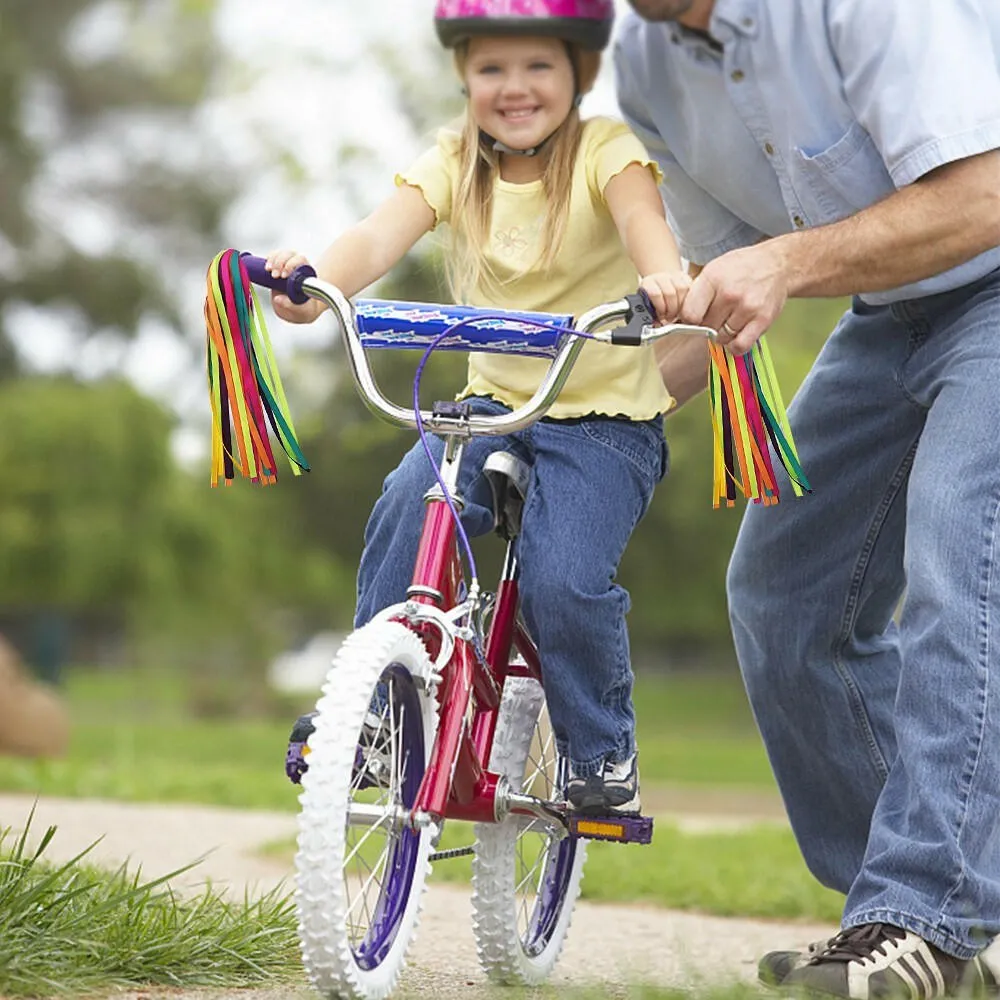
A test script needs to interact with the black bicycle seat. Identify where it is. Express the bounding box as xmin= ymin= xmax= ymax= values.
xmin=484 ymin=451 xmax=531 ymax=541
